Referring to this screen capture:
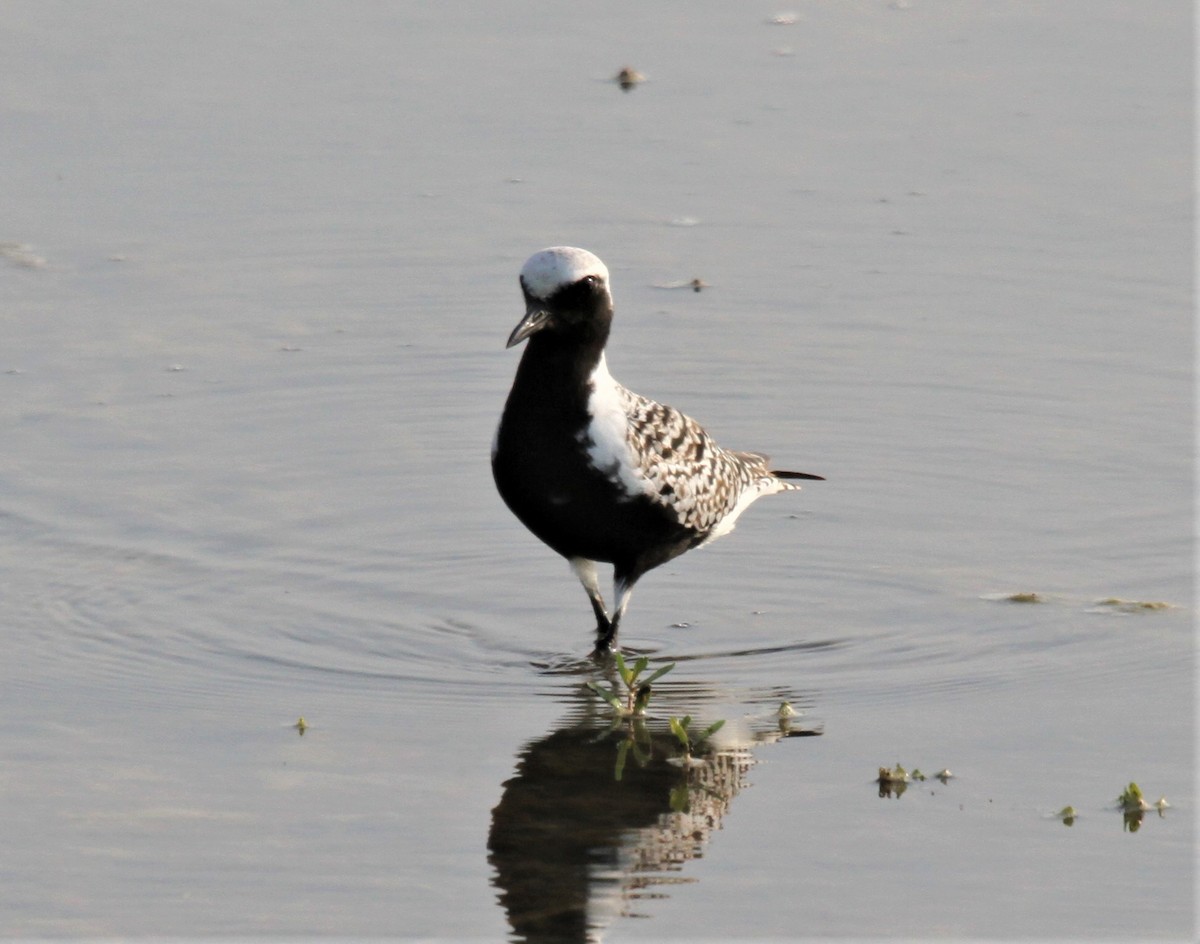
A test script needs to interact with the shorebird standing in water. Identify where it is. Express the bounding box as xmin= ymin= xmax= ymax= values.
xmin=492 ymin=247 xmax=822 ymax=655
